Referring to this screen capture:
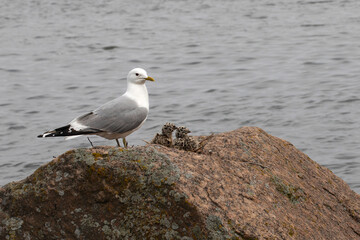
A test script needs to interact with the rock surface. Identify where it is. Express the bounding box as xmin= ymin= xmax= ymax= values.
xmin=0 ymin=127 xmax=359 ymax=240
